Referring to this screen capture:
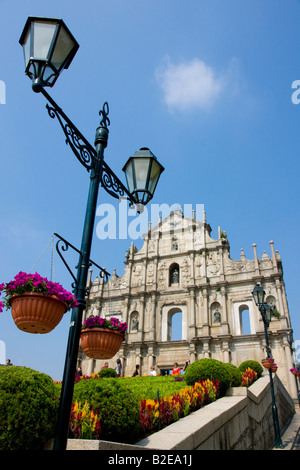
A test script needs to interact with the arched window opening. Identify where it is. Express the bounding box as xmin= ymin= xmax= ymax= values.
xmin=171 ymin=311 xmax=182 ymax=340
xmin=169 ymin=263 xmax=180 ymax=286
xmin=240 ymin=307 xmax=251 ymax=335
xmin=167 ymin=307 xmax=182 ymax=341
